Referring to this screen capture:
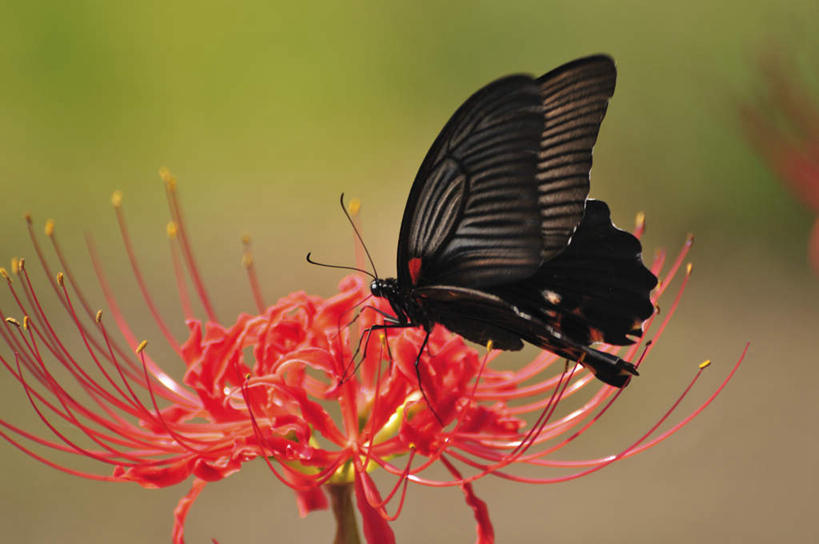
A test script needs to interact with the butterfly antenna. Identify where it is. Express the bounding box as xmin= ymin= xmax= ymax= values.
xmin=339 ymin=193 xmax=379 ymax=278
xmin=305 ymin=253 xmax=376 ymax=279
